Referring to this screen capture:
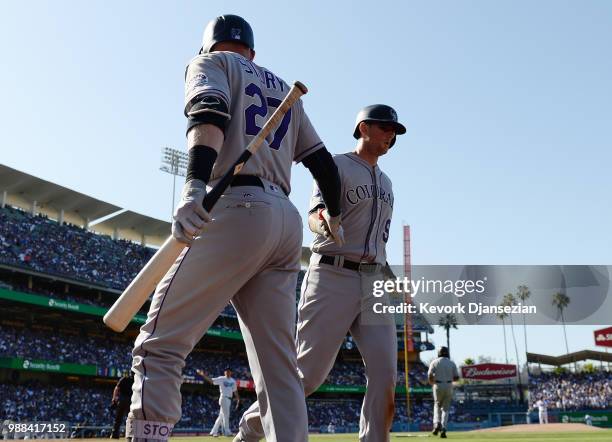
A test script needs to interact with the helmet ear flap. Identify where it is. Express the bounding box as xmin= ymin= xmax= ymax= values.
xmin=353 ymin=121 xmax=365 ymax=139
